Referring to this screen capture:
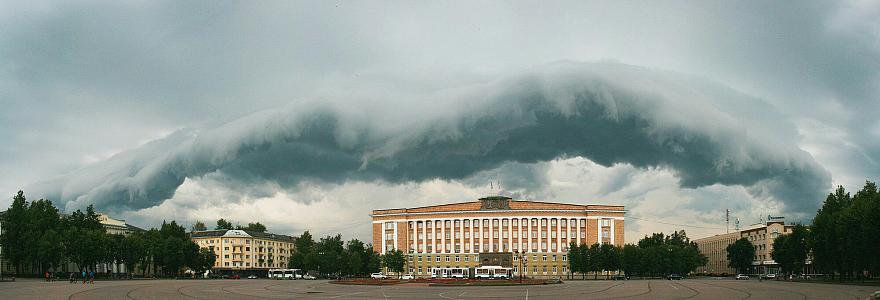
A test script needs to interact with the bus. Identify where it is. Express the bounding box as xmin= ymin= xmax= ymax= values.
xmin=474 ymin=266 xmax=512 ymax=279
xmin=430 ymin=267 xmax=469 ymax=279
xmin=268 ymin=269 xmax=301 ymax=280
